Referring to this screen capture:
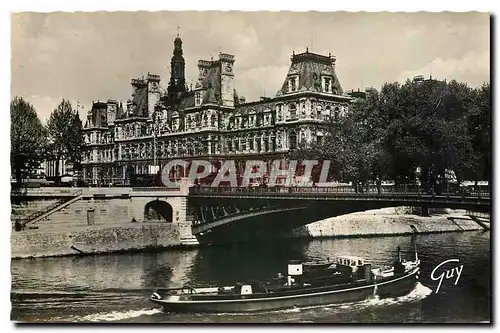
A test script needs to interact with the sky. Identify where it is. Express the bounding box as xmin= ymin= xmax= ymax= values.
xmin=11 ymin=11 xmax=490 ymax=123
